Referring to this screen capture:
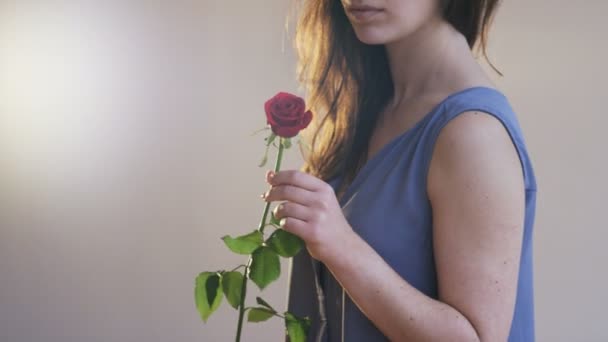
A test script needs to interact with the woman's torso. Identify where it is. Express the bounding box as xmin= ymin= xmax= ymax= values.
xmin=286 ymin=86 xmax=537 ymax=342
